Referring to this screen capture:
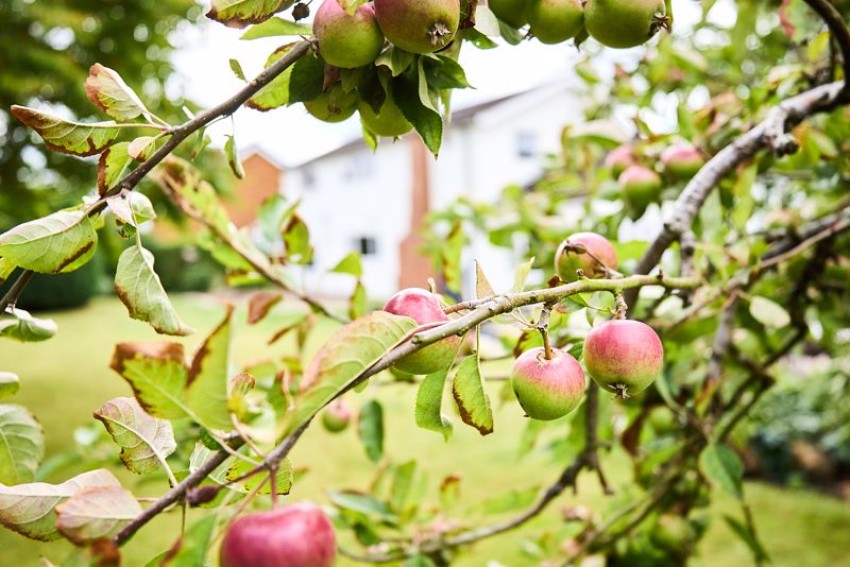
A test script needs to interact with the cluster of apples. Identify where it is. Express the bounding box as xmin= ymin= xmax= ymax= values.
xmin=608 ymin=142 xmax=706 ymax=217
xmin=491 ymin=0 xmax=669 ymax=48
